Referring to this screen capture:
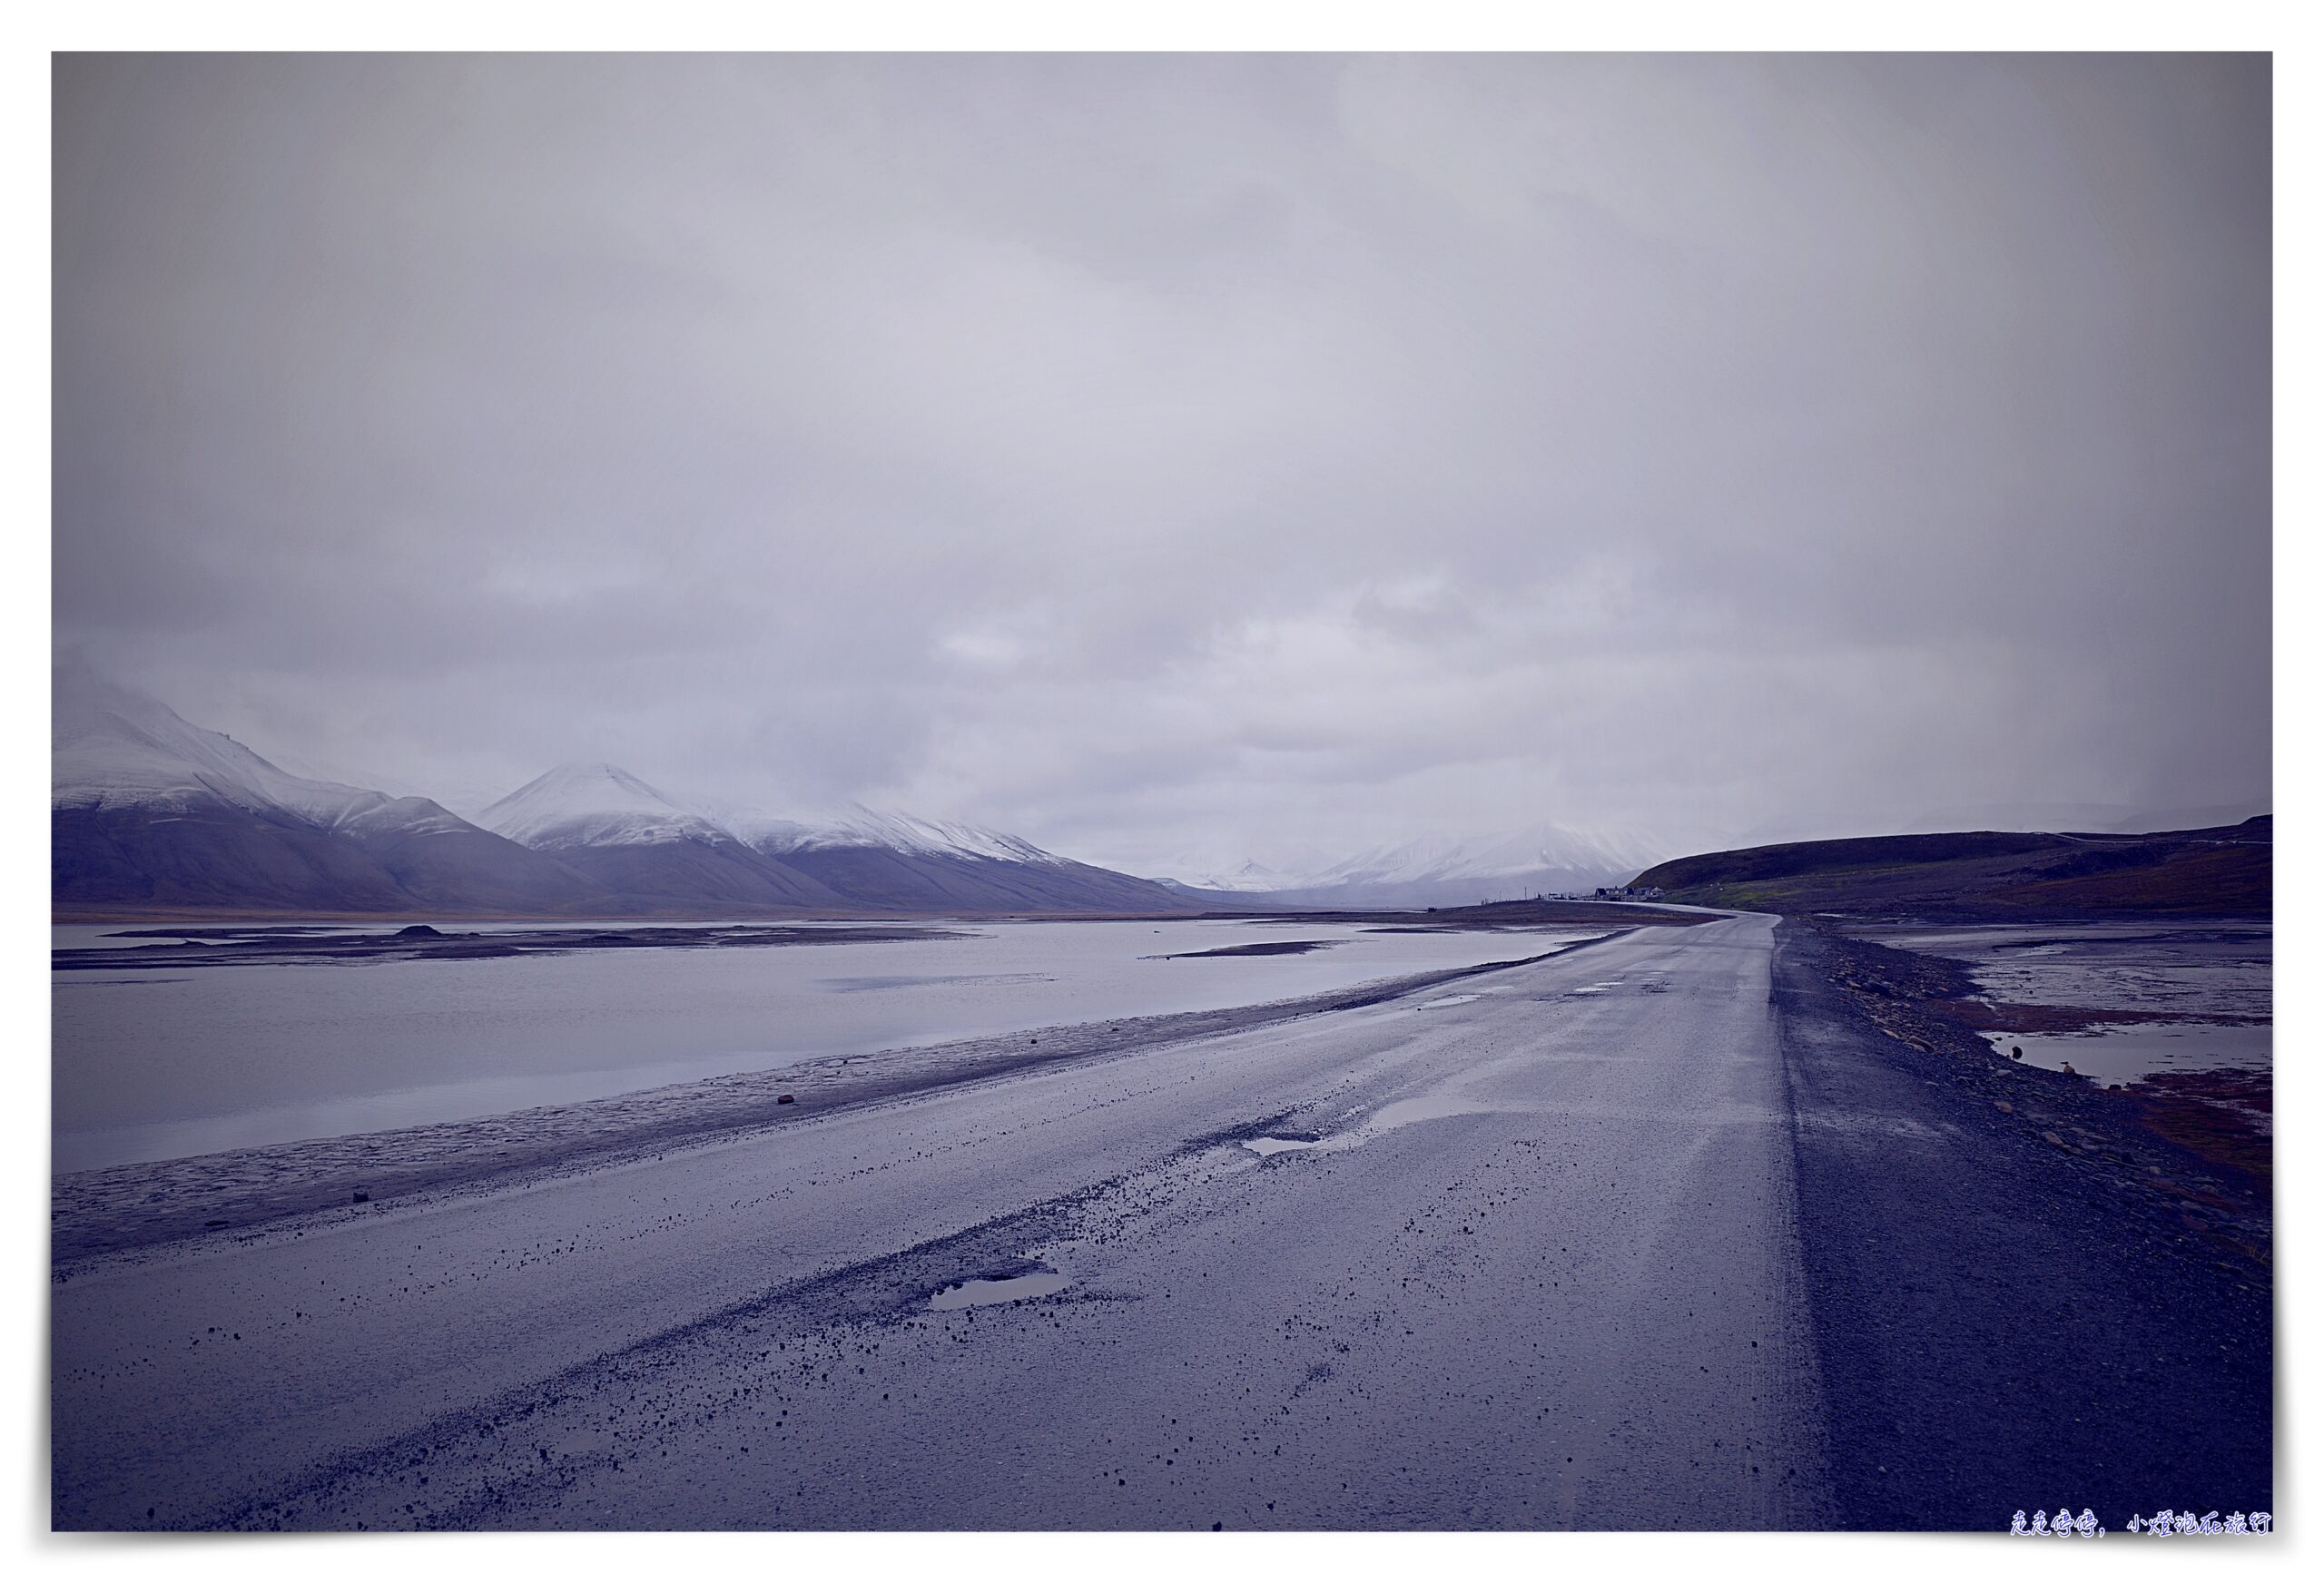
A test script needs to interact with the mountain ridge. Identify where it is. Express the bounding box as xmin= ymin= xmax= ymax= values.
xmin=1153 ymin=822 xmax=1668 ymax=909
xmin=53 ymin=665 xmax=611 ymax=916
xmin=53 ymin=670 xmax=1200 ymax=919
